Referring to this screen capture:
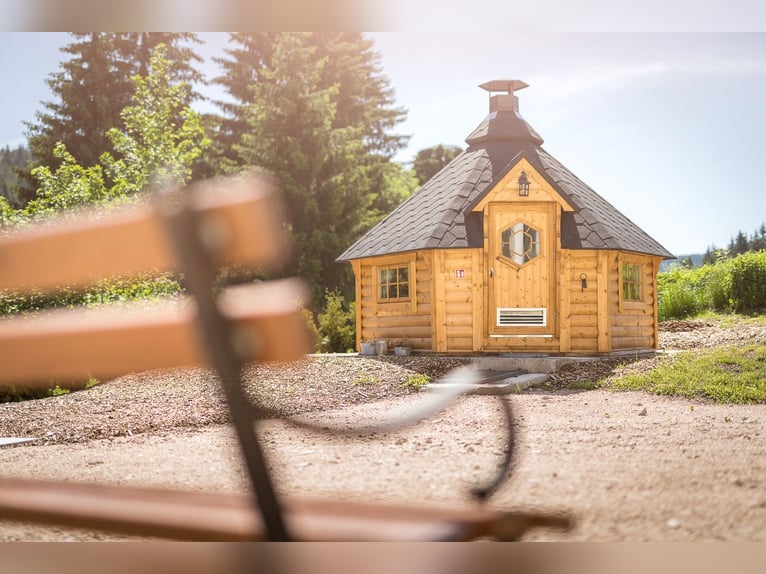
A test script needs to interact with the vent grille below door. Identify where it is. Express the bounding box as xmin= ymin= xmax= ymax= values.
xmin=496 ymin=307 xmax=547 ymax=327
